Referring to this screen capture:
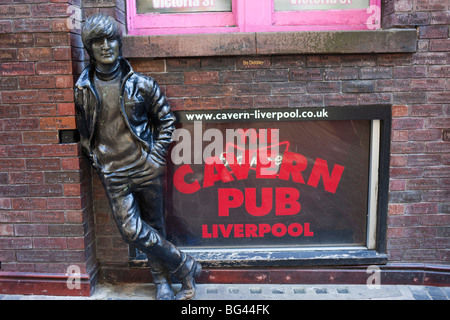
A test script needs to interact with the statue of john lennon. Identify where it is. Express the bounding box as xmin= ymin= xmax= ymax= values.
xmin=74 ymin=14 xmax=201 ymax=300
